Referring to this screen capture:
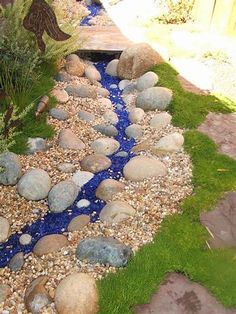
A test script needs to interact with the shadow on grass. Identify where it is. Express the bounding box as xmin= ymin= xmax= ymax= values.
xmin=98 ymin=63 xmax=236 ymax=314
